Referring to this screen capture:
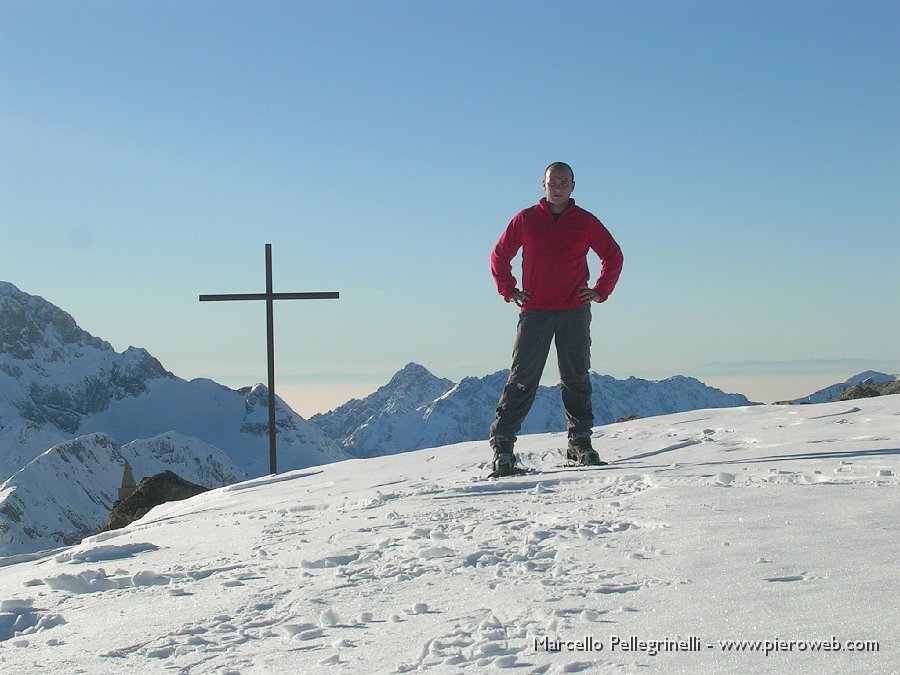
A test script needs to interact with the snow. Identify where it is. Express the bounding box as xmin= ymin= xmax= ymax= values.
xmin=0 ymin=397 xmax=897 ymax=673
